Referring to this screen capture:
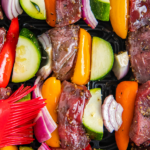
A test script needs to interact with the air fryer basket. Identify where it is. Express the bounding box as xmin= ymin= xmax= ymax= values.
xmin=0 ymin=12 xmax=131 ymax=150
